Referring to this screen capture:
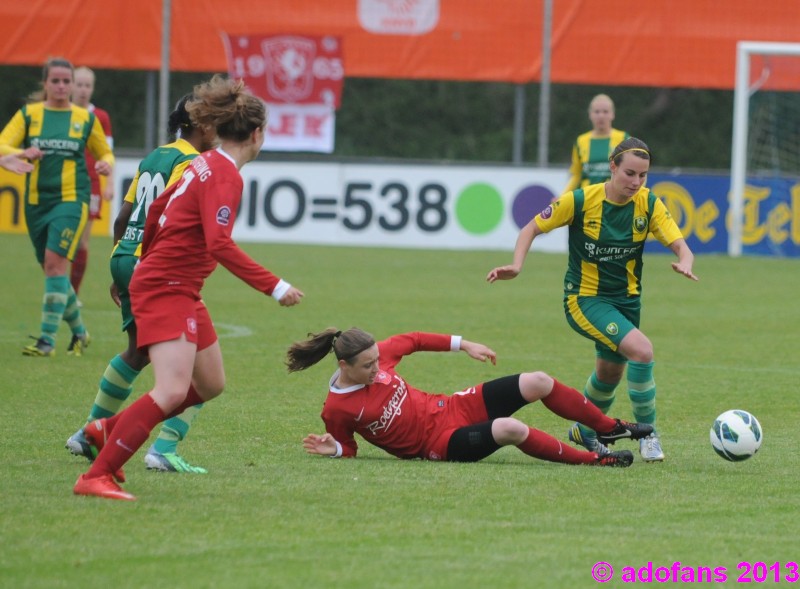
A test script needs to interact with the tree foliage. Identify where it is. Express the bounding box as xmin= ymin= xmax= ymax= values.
xmin=0 ymin=65 xmax=733 ymax=170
